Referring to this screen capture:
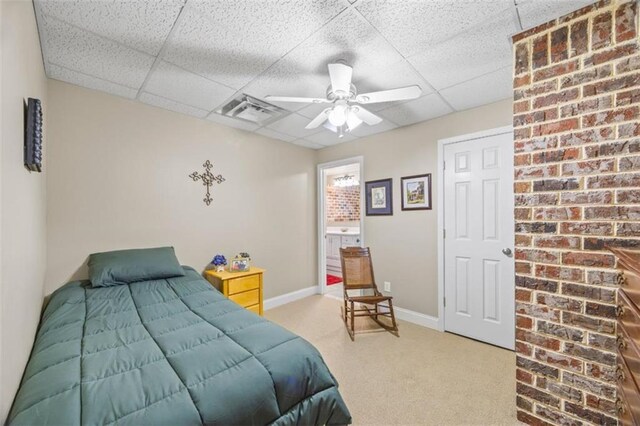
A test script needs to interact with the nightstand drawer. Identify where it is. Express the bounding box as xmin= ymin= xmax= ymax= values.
xmin=228 ymin=274 xmax=260 ymax=295
xmin=229 ymin=289 xmax=260 ymax=307
xmin=246 ymin=304 xmax=260 ymax=315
